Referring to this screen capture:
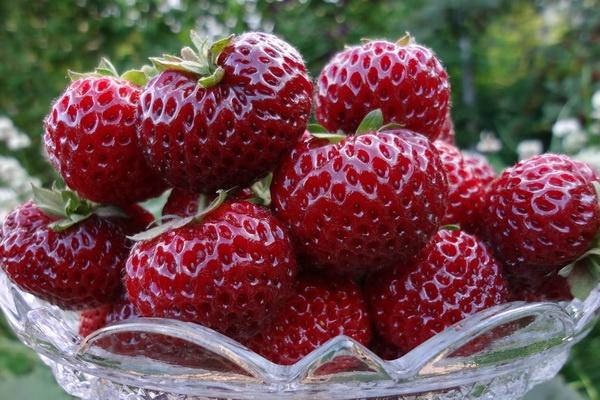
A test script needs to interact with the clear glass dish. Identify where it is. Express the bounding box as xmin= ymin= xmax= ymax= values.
xmin=1 ymin=270 xmax=599 ymax=400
